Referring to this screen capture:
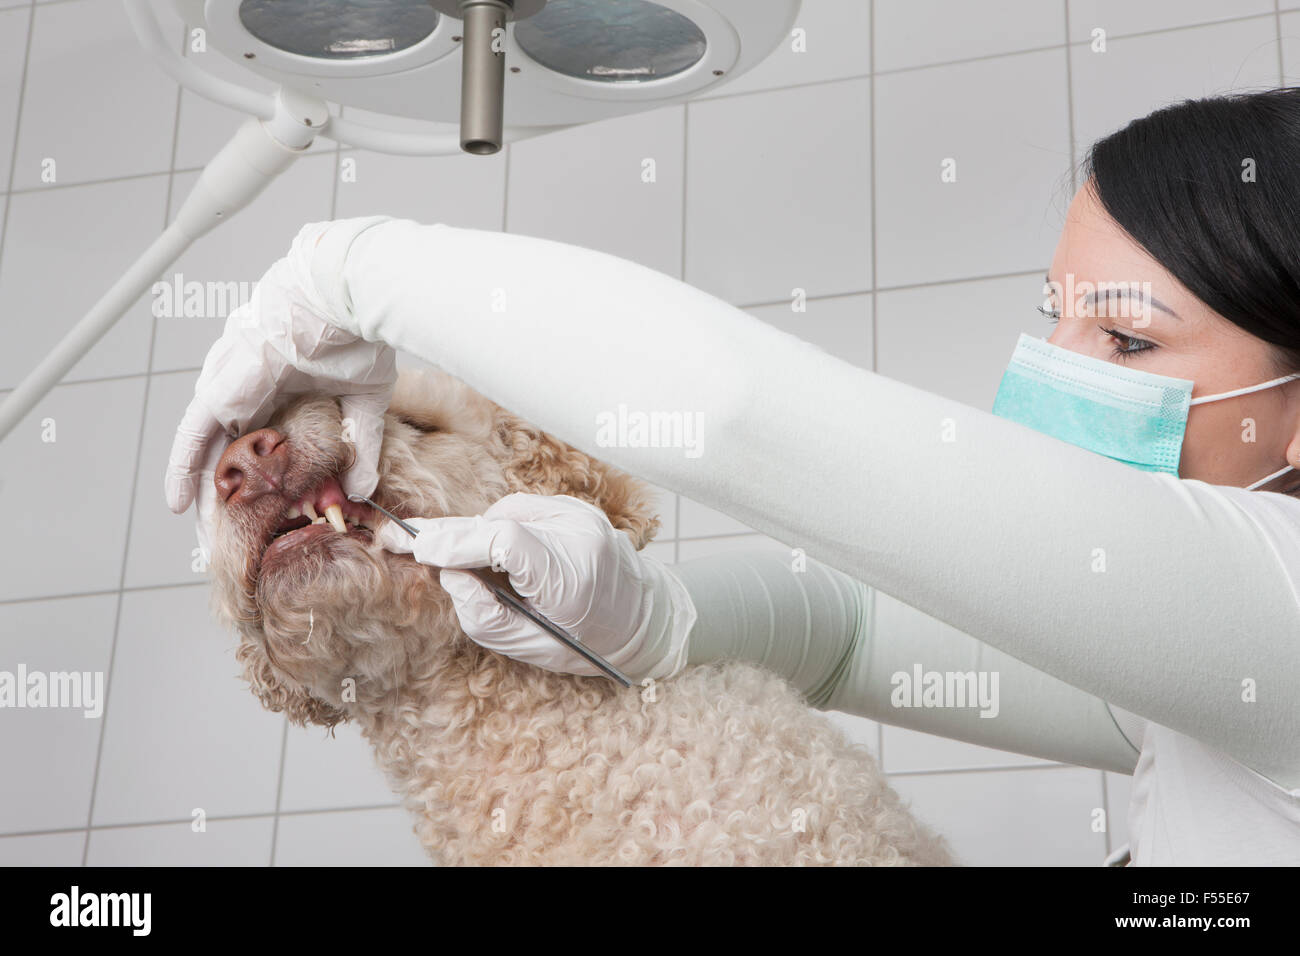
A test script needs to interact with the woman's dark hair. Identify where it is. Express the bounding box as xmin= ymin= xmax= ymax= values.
xmin=1082 ymin=87 xmax=1300 ymax=376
